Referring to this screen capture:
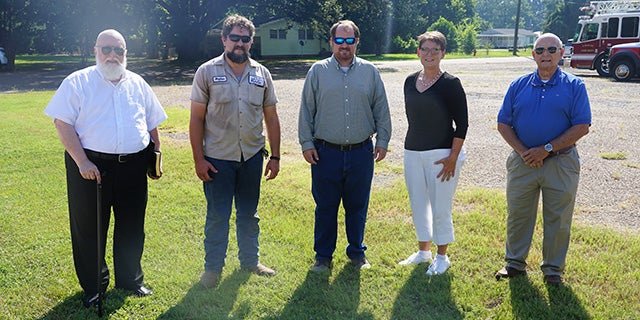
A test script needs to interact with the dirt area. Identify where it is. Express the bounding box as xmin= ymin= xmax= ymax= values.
xmin=2 ymin=57 xmax=639 ymax=232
